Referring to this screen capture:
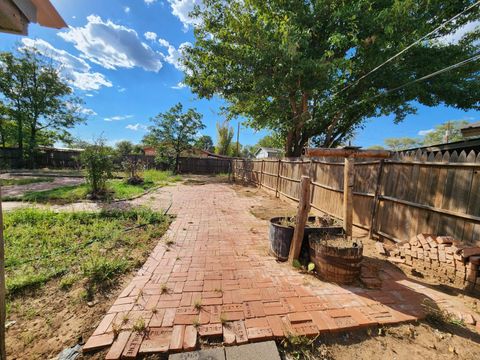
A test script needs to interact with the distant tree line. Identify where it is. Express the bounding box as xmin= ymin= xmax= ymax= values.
xmin=0 ymin=48 xmax=86 ymax=167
